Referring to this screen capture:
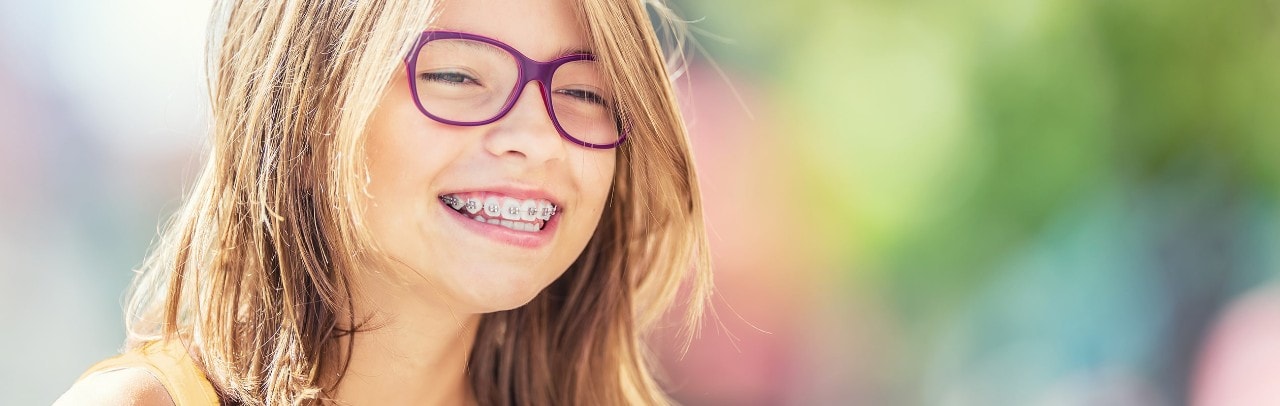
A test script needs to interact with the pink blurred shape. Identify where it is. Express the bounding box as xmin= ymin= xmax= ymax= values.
xmin=1192 ymin=284 xmax=1280 ymax=406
